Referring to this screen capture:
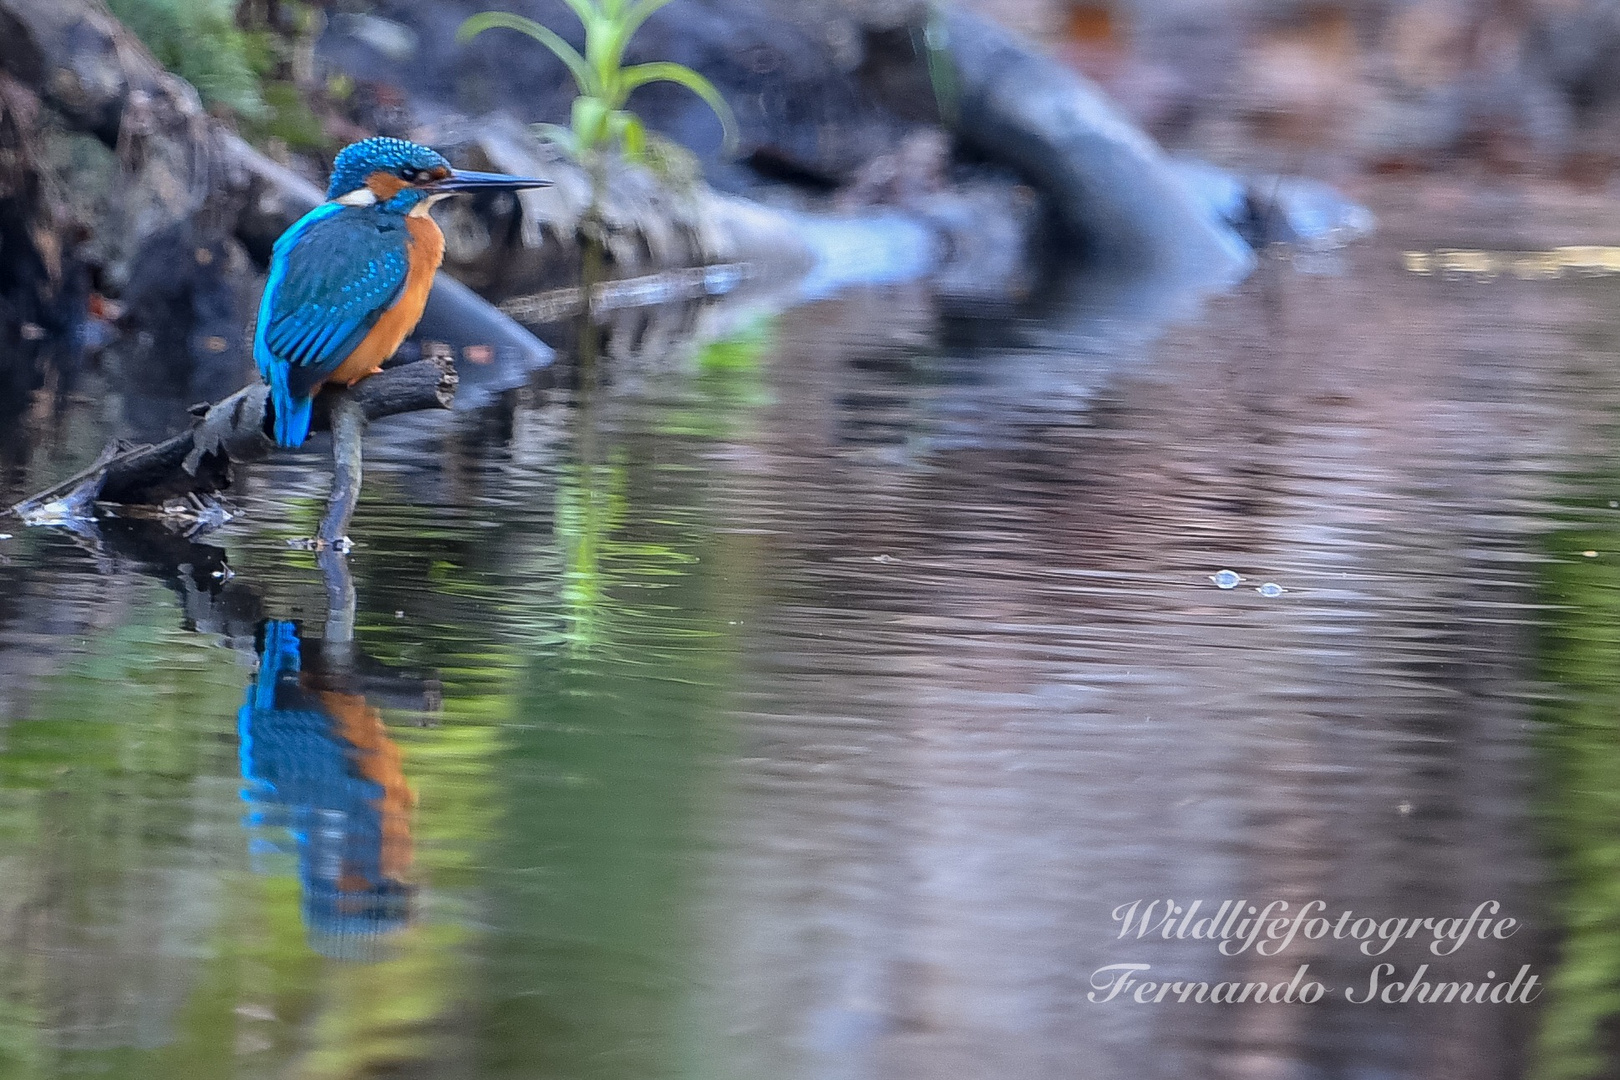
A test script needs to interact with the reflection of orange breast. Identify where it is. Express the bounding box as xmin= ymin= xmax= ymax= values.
xmin=318 ymin=688 xmax=416 ymax=882
xmin=327 ymin=214 xmax=445 ymax=387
